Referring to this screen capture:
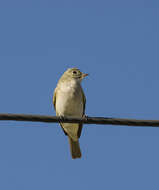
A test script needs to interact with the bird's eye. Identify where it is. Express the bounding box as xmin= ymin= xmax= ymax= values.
xmin=73 ymin=71 xmax=77 ymax=74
